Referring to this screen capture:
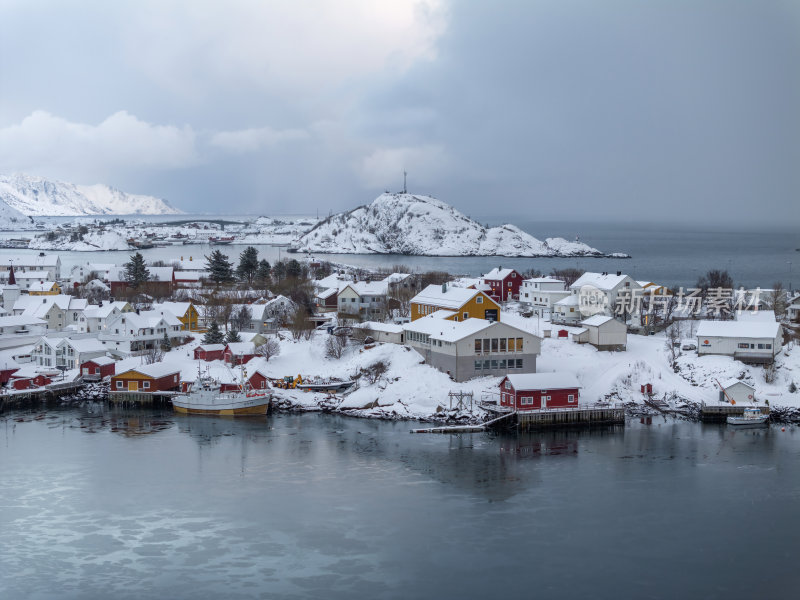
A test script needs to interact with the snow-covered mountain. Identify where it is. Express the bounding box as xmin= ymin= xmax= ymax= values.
xmin=295 ymin=193 xmax=627 ymax=257
xmin=0 ymin=173 xmax=181 ymax=216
